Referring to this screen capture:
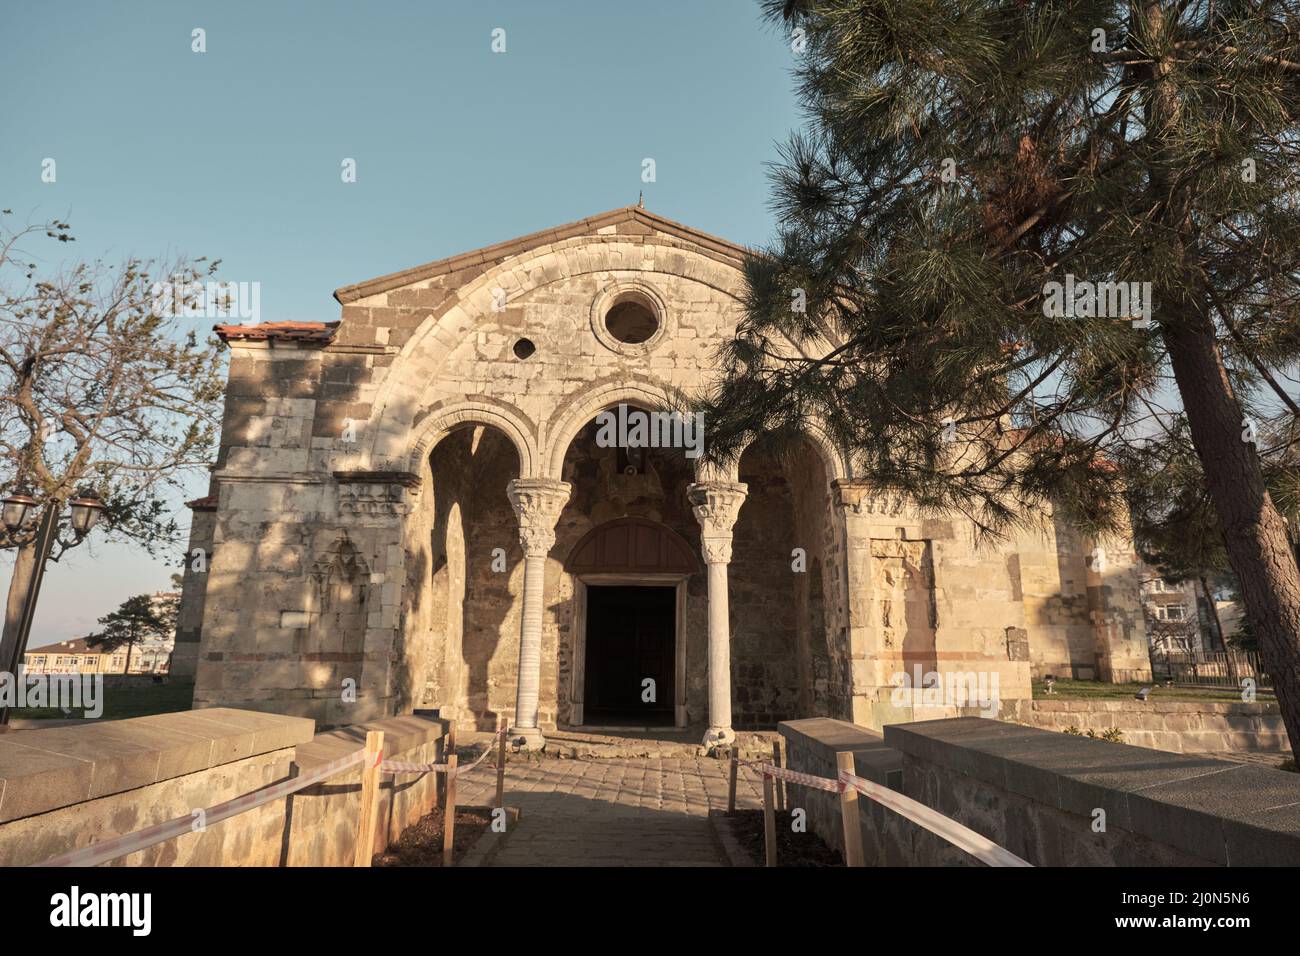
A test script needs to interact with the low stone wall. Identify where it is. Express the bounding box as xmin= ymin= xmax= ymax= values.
xmin=284 ymin=715 xmax=449 ymax=867
xmin=780 ymin=716 xmax=1300 ymax=866
xmin=1028 ymin=699 xmax=1290 ymax=755
xmin=780 ymin=718 xmax=944 ymax=866
xmin=0 ymin=708 xmax=449 ymax=867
